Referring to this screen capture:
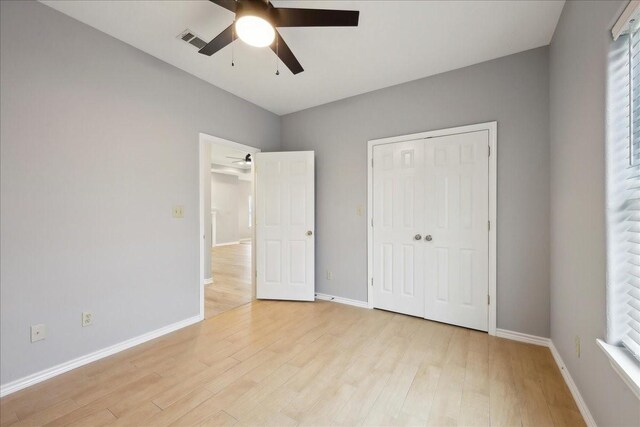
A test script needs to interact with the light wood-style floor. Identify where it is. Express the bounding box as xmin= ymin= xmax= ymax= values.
xmin=0 ymin=299 xmax=584 ymax=427
xmin=205 ymin=243 xmax=252 ymax=319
